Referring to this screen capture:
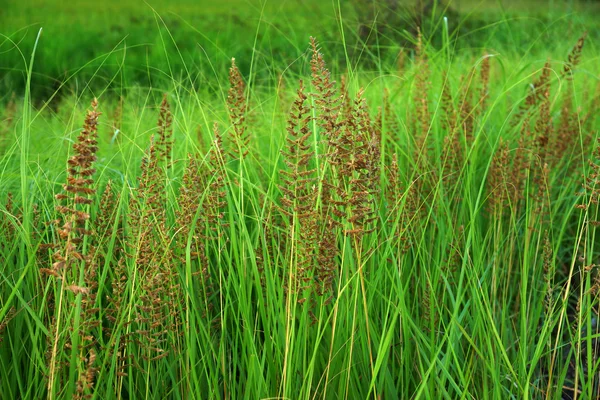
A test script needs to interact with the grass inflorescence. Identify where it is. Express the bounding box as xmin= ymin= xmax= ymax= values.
xmin=1 ymin=10 xmax=599 ymax=399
